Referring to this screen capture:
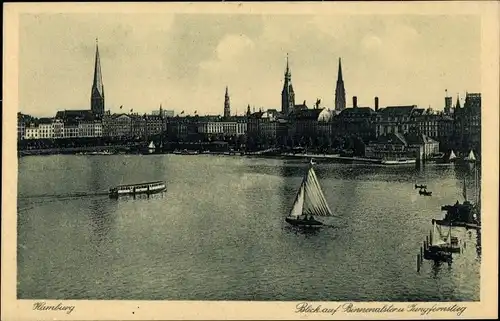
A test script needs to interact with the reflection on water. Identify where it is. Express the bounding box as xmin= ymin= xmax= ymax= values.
xmin=17 ymin=155 xmax=480 ymax=301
